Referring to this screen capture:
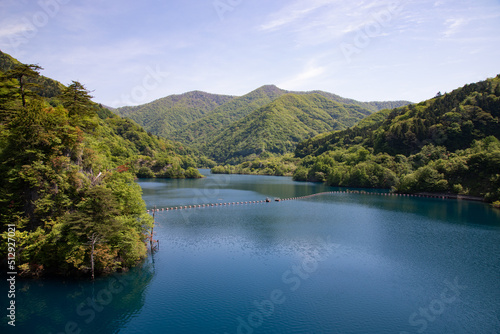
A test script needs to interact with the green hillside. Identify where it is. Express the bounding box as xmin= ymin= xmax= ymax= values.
xmin=305 ymin=90 xmax=410 ymax=113
xmin=0 ymin=53 xmax=203 ymax=278
xmin=114 ymin=84 xmax=411 ymax=150
xmin=114 ymin=91 xmax=234 ymax=137
xmin=204 ymin=93 xmax=372 ymax=163
xmin=293 ymin=75 xmax=500 ymax=203
xmin=170 ymin=85 xmax=288 ymax=146
xmin=0 ymin=50 xmax=65 ymax=99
